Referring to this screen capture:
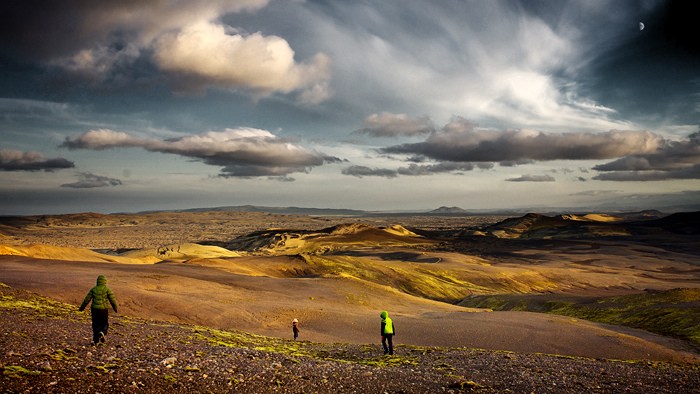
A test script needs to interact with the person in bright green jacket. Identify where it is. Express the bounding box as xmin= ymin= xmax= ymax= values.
xmin=79 ymin=275 xmax=118 ymax=345
xmin=380 ymin=310 xmax=395 ymax=355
